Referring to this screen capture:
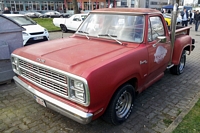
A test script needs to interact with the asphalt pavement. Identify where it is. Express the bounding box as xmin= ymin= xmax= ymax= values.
xmin=0 ymin=25 xmax=200 ymax=133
